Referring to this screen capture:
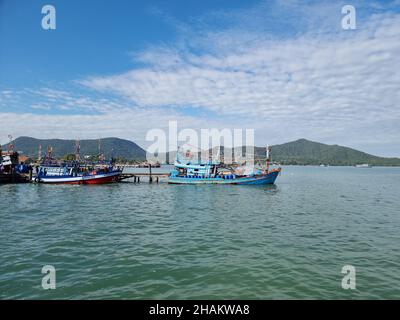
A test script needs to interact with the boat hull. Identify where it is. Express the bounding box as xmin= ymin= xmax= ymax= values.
xmin=33 ymin=171 xmax=122 ymax=184
xmin=82 ymin=173 xmax=121 ymax=184
xmin=168 ymin=170 xmax=280 ymax=185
